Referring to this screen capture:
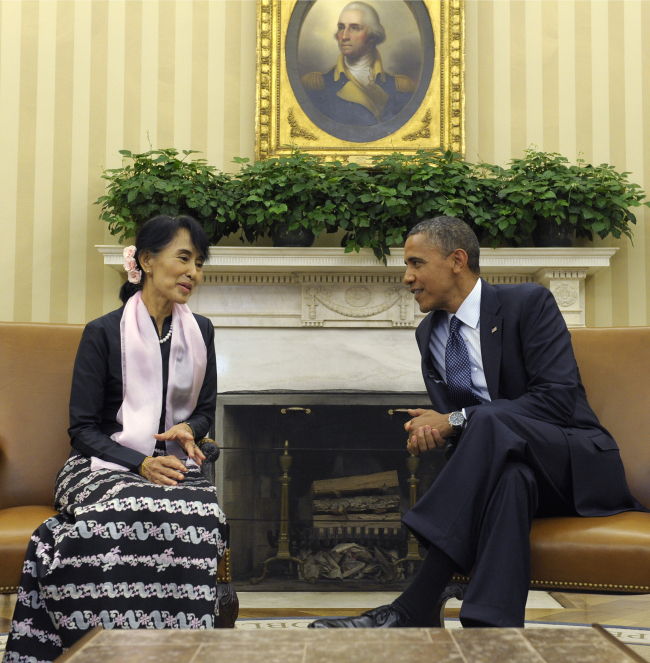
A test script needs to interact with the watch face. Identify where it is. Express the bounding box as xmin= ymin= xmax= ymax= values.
xmin=449 ymin=411 xmax=465 ymax=427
